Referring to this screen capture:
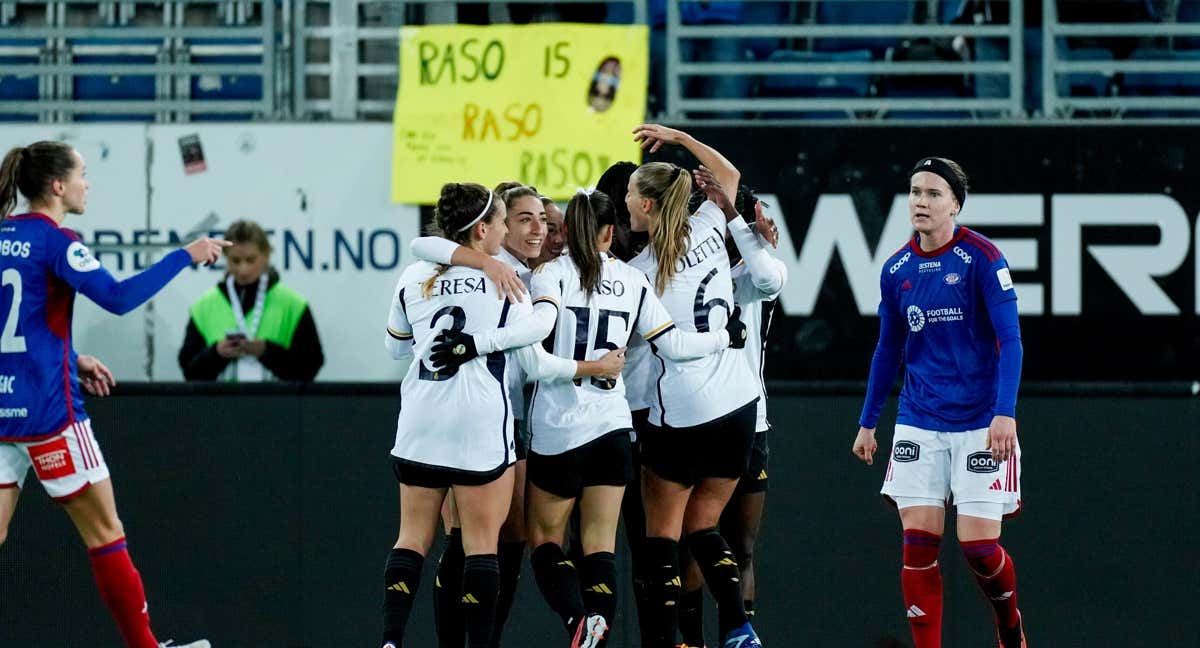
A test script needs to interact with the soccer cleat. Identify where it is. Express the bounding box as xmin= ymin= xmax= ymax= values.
xmin=996 ymin=611 xmax=1027 ymax=648
xmin=159 ymin=640 xmax=211 ymax=648
xmin=722 ymin=621 xmax=763 ymax=648
xmin=569 ymin=613 xmax=608 ymax=648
